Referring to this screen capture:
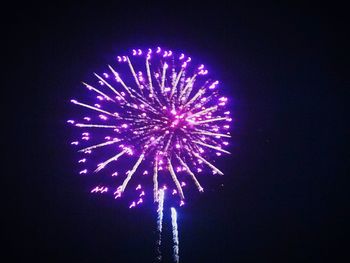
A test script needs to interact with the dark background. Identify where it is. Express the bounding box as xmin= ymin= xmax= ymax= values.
xmin=5 ymin=2 xmax=347 ymax=262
